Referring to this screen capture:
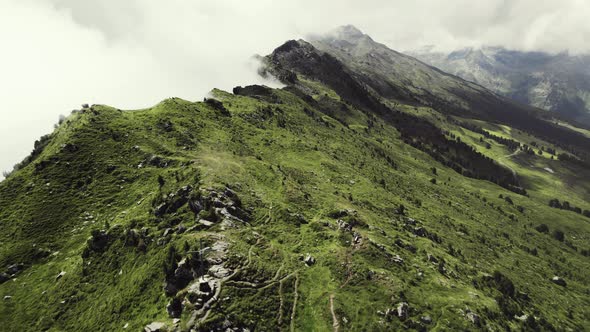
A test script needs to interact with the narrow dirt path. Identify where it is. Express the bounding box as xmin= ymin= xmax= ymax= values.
xmin=330 ymin=294 xmax=339 ymax=332
xmin=499 ymin=150 xmax=521 ymax=180
xmin=277 ymin=279 xmax=284 ymax=327
xmin=290 ymin=274 xmax=300 ymax=332
xmin=188 ymin=238 xmax=261 ymax=328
